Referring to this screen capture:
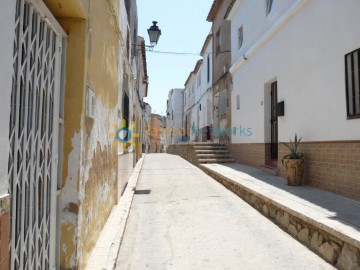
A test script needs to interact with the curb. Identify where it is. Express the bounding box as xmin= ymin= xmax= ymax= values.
xmin=85 ymin=156 xmax=145 ymax=270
